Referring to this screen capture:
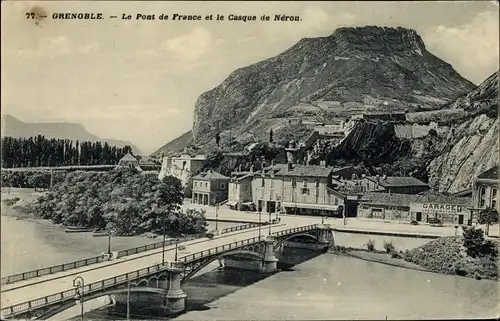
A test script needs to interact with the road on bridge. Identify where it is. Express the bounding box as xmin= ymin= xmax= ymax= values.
xmin=1 ymin=221 xmax=307 ymax=310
